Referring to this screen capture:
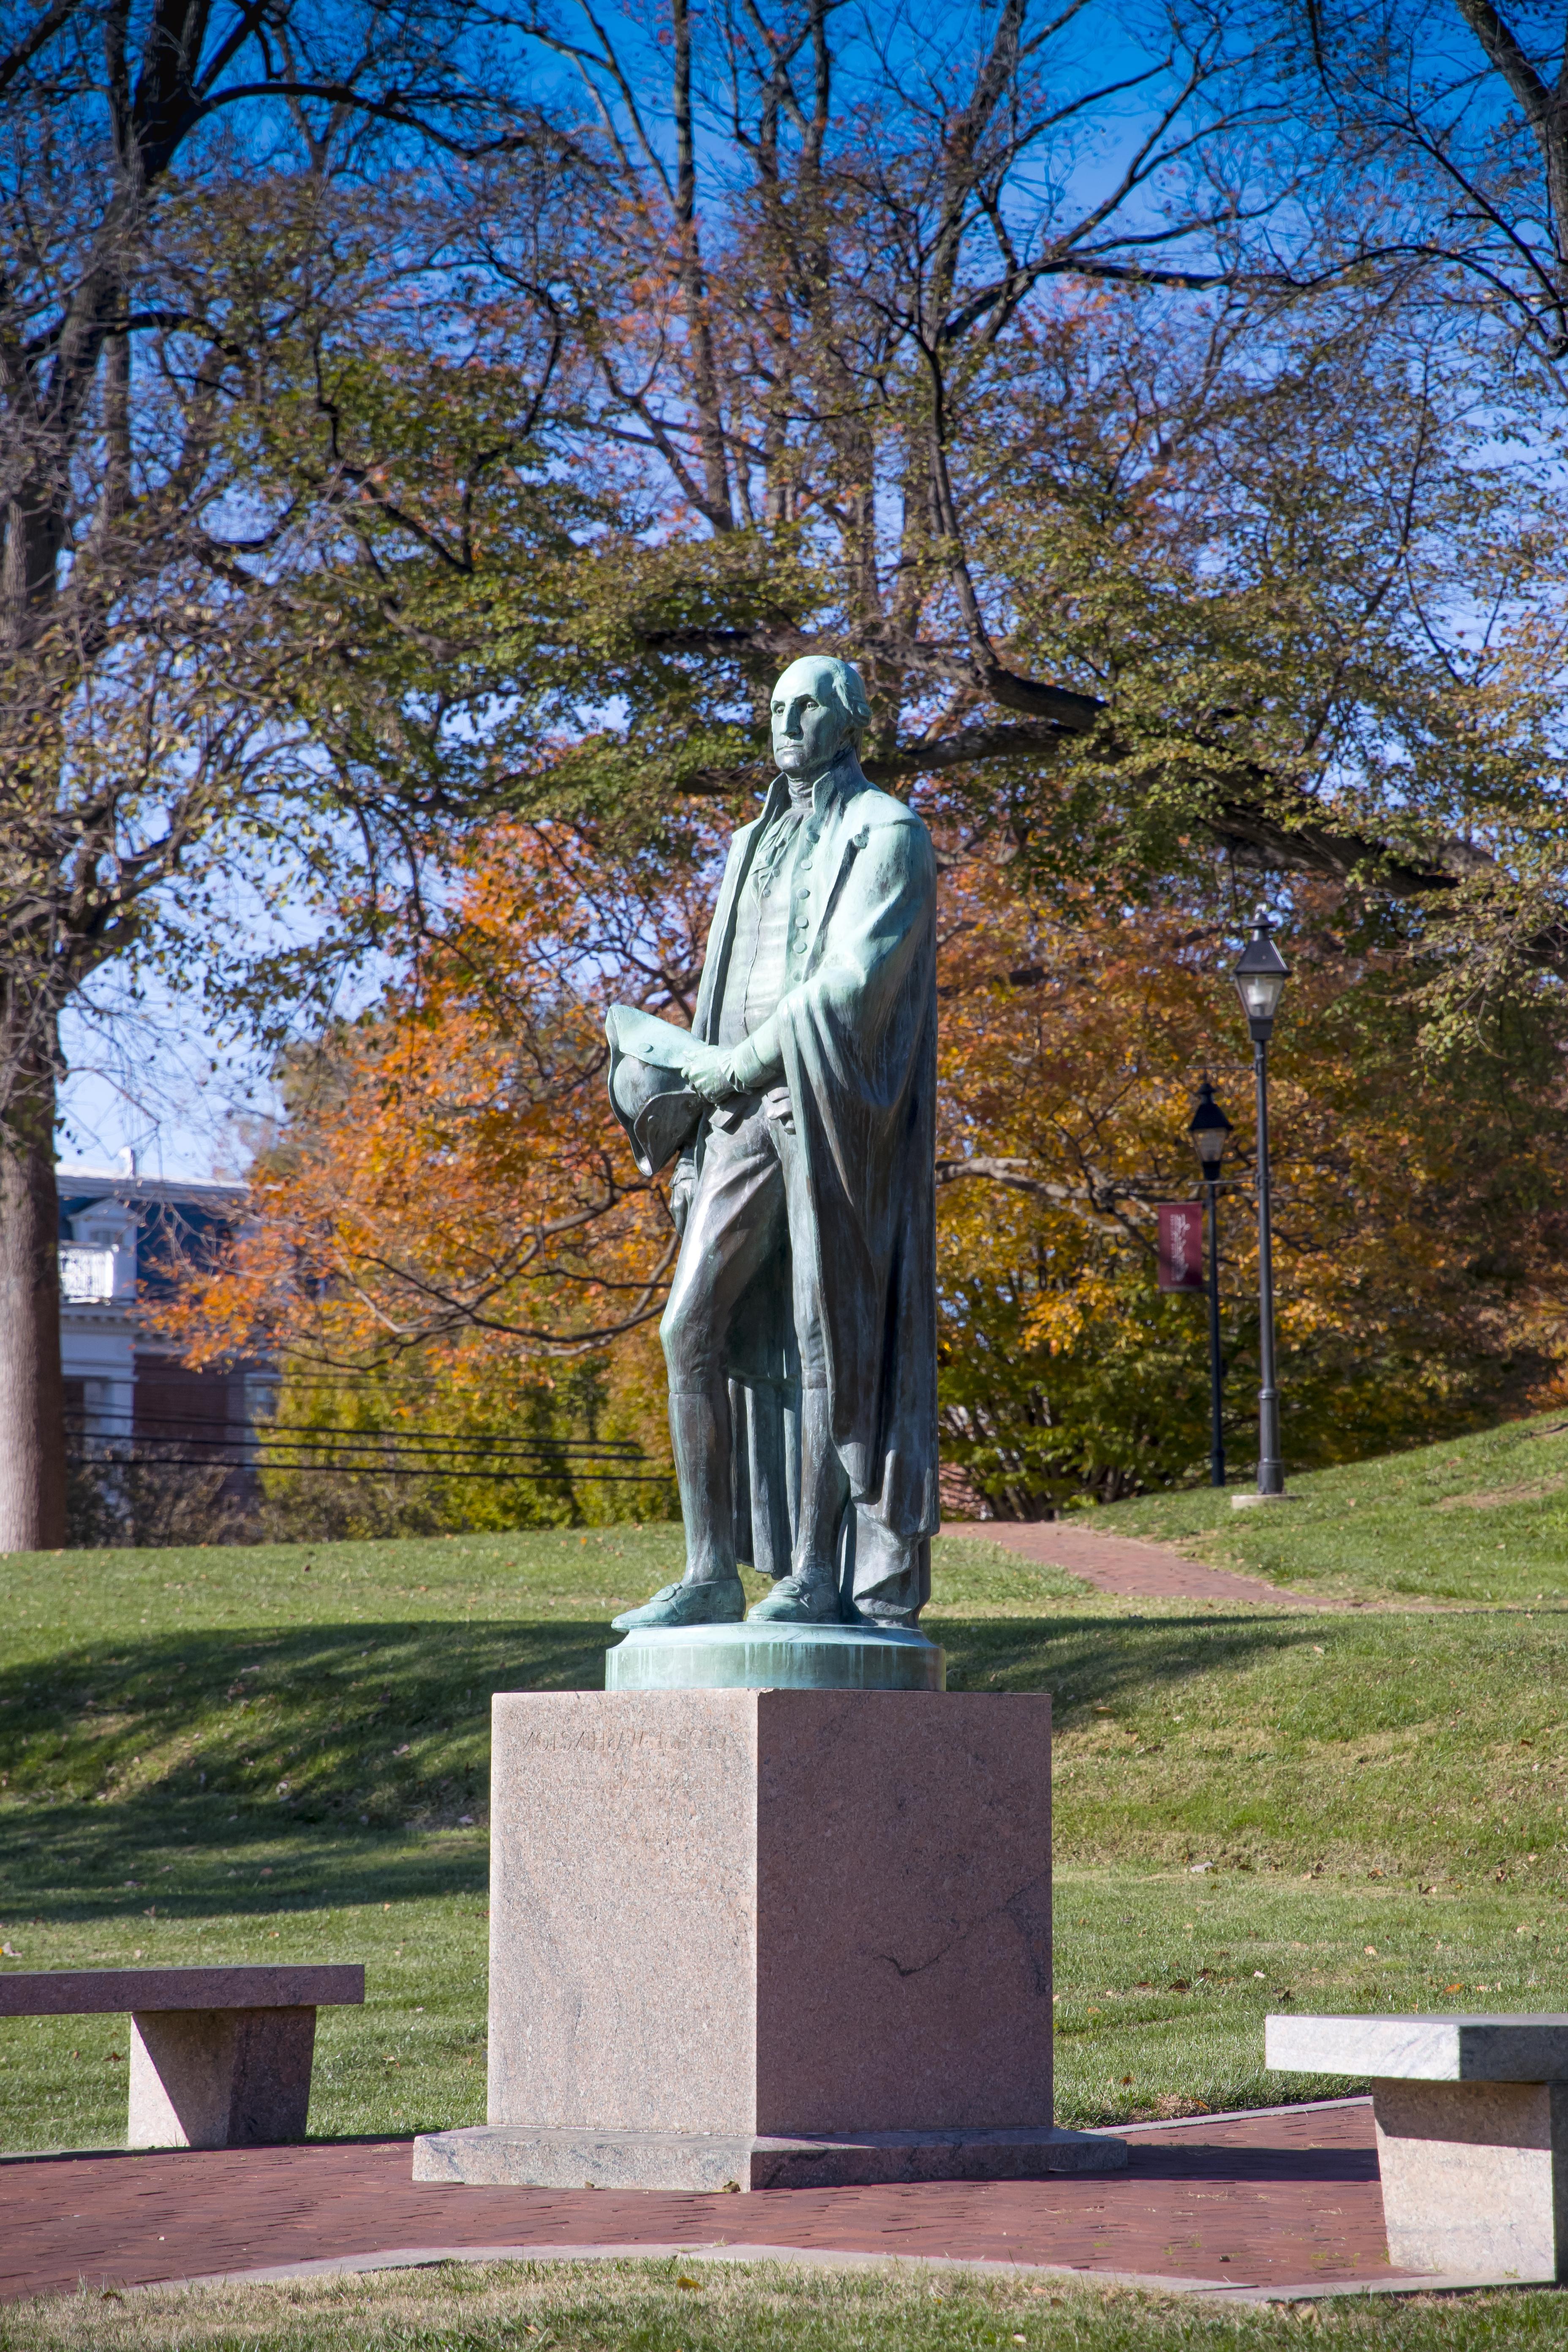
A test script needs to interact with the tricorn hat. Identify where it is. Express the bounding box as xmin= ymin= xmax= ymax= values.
xmin=605 ymin=1004 xmax=705 ymax=1179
